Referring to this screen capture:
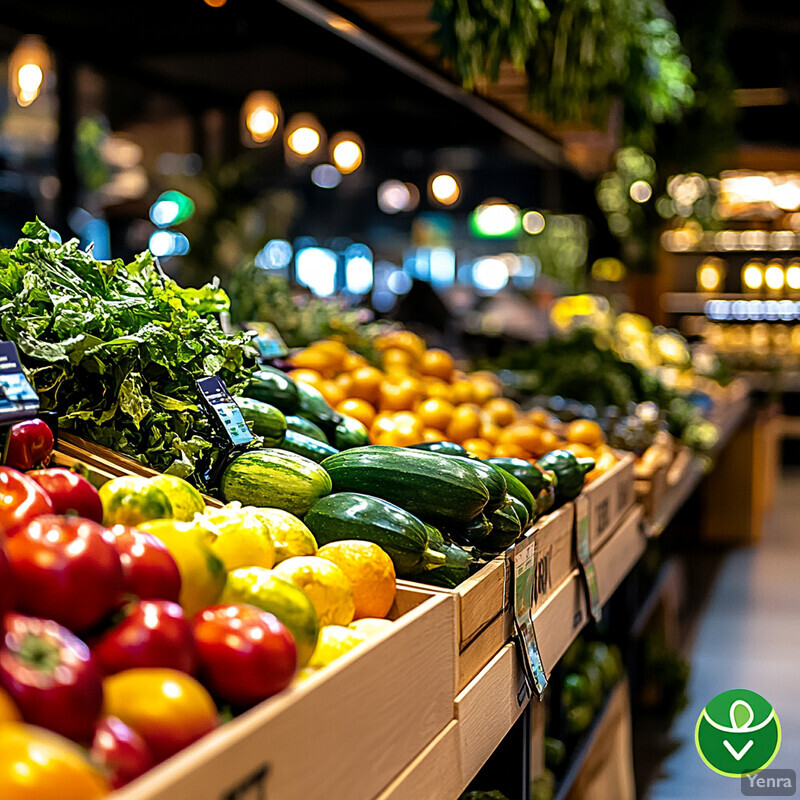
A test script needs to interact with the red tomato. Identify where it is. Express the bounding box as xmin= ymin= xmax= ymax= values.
xmin=7 ymin=516 xmax=124 ymax=632
xmin=3 ymin=418 xmax=54 ymax=470
xmin=110 ymin=525 xmax=181 ymax=602
xmin=103 ymin=668 xmax=217 ymax=763
xmin=91 ymin=600 xmax=197 ymax=675
xmin=0 ymin=614 xmax=103 ymax=743
xmin=0 ymin=545 xmax=13 ymax=617
xmin=0 ymin=467 xmax=53 ymax=537
xmin=27 ymin=468 xmax=103 ymax=523
xmin=0 ymin=723 xmax=110 ymax=799
xmin=193 ymin=603 xmax=297 ymax=709
xmin=91 ymin=716 xmax=154 ymax=789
